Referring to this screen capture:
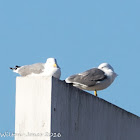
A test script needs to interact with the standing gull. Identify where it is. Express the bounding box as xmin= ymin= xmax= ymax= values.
xmin=65 ymin=63 xmax=117 ymax=96
xmin=10 ymin=58 xmax=61 ymax=79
